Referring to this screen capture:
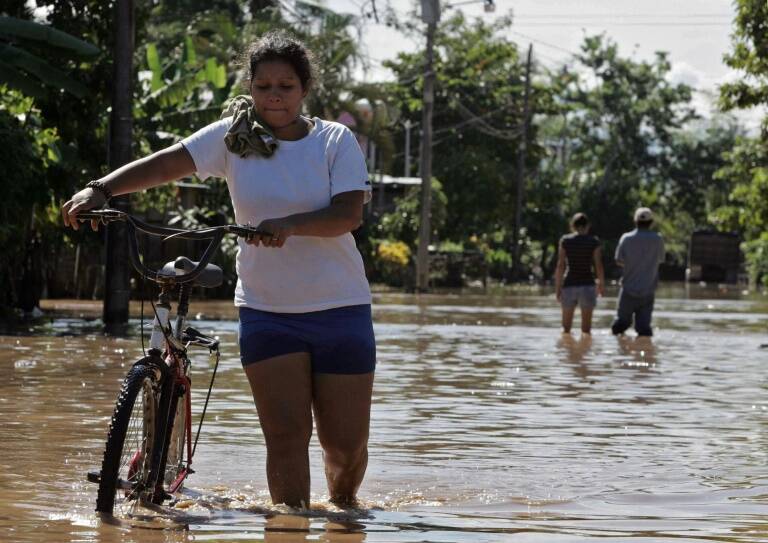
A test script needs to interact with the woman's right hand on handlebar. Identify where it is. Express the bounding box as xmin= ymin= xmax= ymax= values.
xmin=62 ymin=187 xmax=107 ymax=231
